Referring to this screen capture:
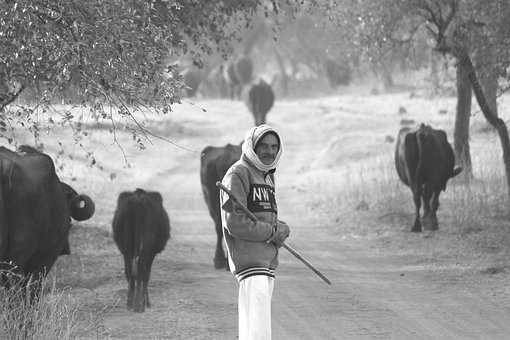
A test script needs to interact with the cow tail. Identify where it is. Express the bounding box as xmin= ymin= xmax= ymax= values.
xmin=415 ymin=129 xmax=424 ymax=185
xmin=0 ymin=161 xmax=6 ymax=262
xmin=131 ymin=196 xmax=144 ymax=279
xmin=128 ymin=198 xmax=138 ymax=279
